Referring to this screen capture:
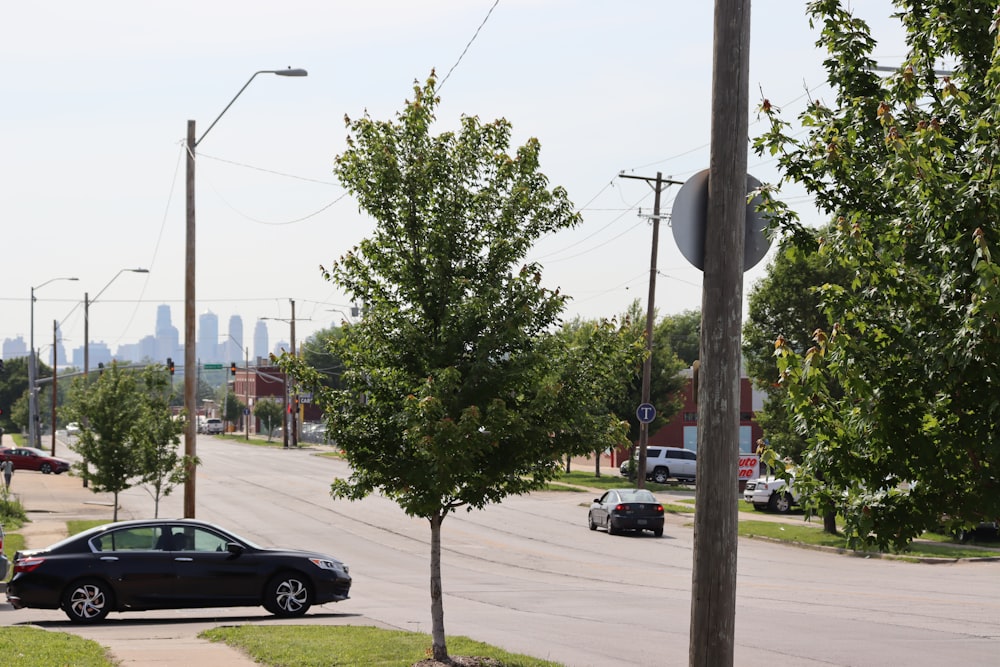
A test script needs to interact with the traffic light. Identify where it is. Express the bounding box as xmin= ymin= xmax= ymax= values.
xmin=230 ymin=362 xmax=237 ymax=376
xmin=167 ymin=358 xmax=175 ymax=375
xmin=98 ymin=362 xmax=104 ymax=376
